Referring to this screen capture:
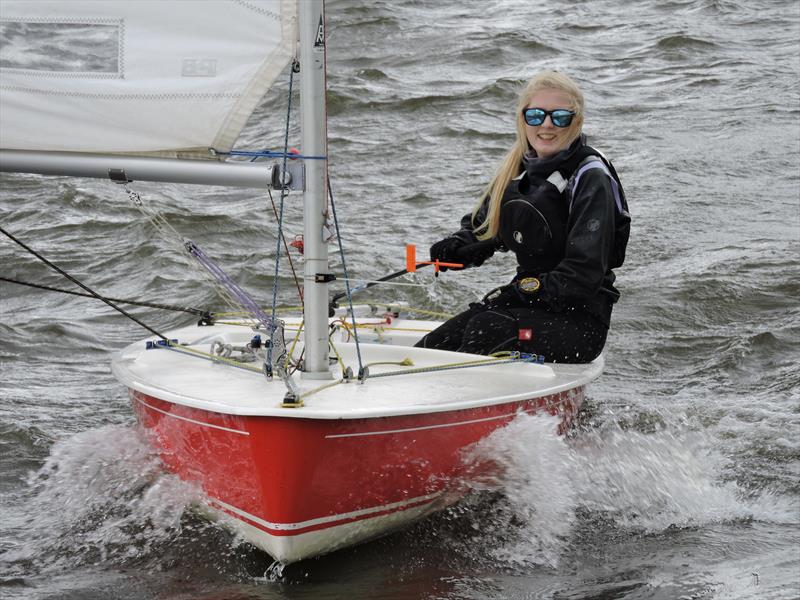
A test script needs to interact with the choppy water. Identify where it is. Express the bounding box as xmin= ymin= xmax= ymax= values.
xmin=1 ymin=0 xmax=799 ymax=598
